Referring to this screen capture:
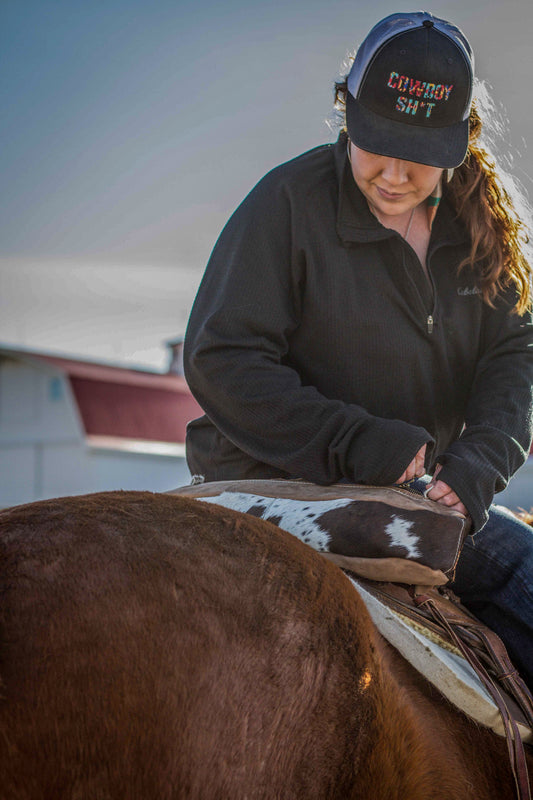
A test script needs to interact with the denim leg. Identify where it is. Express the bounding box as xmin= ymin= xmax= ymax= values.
xmin=406 ymin=477 xmax=533 ymax=688
xmin=448 ymin=503 xmax=533 ymax=689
